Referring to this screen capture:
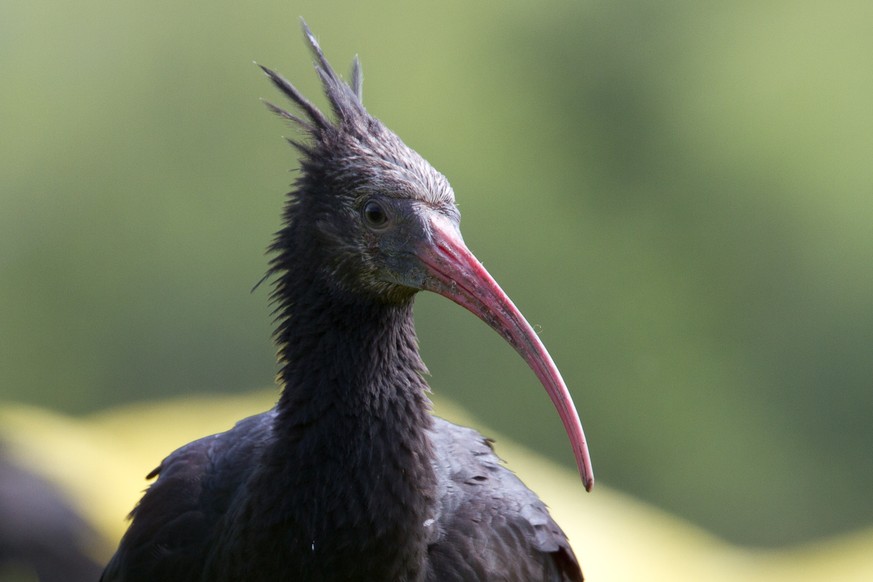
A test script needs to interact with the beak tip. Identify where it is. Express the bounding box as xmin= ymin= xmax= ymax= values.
xmin=579 ymin=457 xmax=595 ymax=492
